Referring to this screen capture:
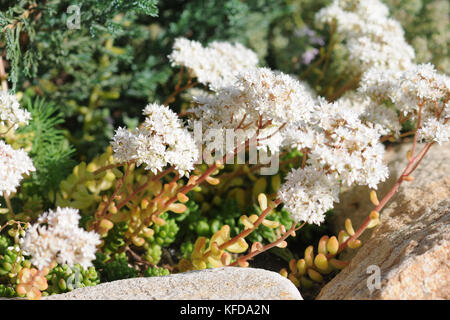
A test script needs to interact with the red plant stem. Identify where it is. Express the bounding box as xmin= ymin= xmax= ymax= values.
xmin=92 ymin=162 xmax=124 ymax=175
xmin=328 ymin=75 xmax=361 ymax=101
xmin=93 ymin=164 xmax=132 ymax=230
xmin=256 ymin=122 xmax=287 ymax=142
xmin=404 ymin=142 xmax=433 ymax=177
xmin=174 ymin=66 xmax=184 ymax=91
xmin=163 ymin=80 xmax=198 ymax=106
xmin=124 ymin=163 xmax=220 ymax=245
xmin=411 ymin=103 xmax=423 ymax=158
xmin=142 ymin=162 xmax=219 ymax=226
xmin=116 ymin=167 xmax=174 ymax=210
xmin=125 ymin=108 xmax=271 ymax=246
xmin=126 ymin=139 xmax=251 ymax=245
xmin=332 ymin=141 xmax=434 ymax=256
xmin=202 ymin=199 xmax=283 ymax=260
xmin=229 ymin=223 xmax=298 ymax=266
xmin=380 ymin=130 xmax=416 ymax=143
xmin=236 ymin=113 xmax=248 ymax=129
xmin=301 ymin=149 xmax=308 ymax=169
